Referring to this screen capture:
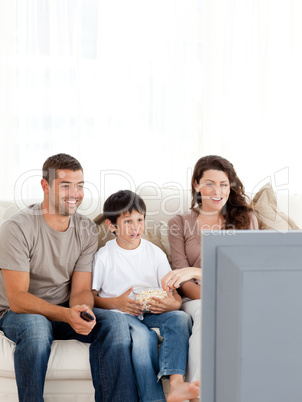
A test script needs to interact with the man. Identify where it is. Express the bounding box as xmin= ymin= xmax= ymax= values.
xmin=0 ymin=153 xmax=138 ymax=402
